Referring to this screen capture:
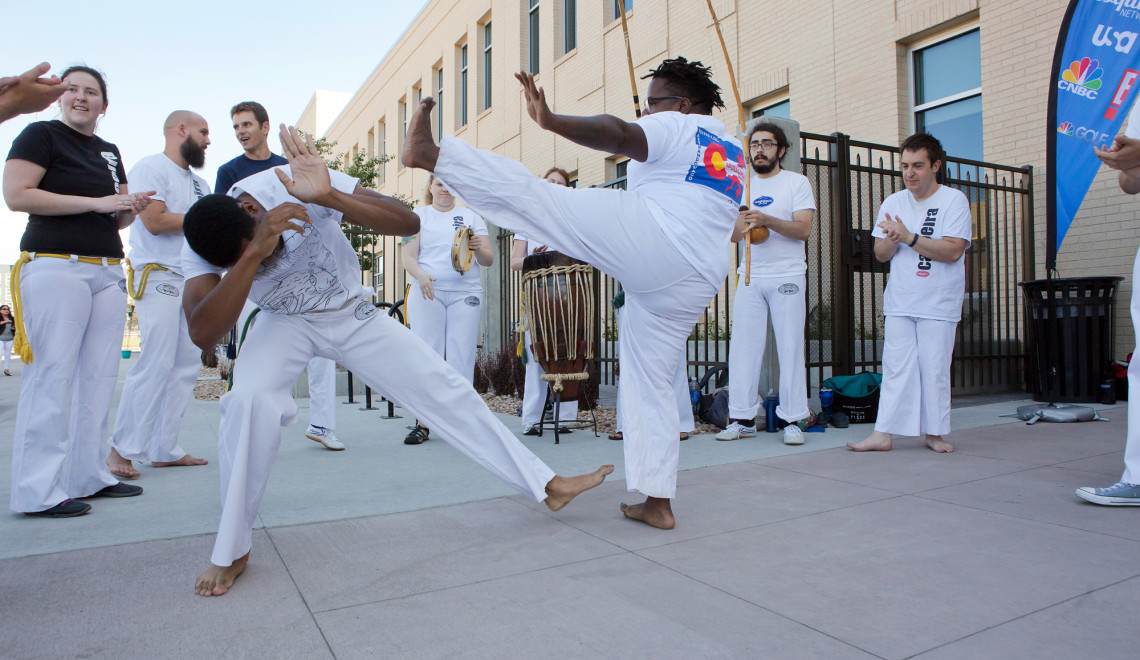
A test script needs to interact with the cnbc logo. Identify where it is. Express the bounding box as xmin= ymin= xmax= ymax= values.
xmin=1059 ymin=57 xmax=1103 ymax=99
xmin=1058 ymin=121 xmax=1075 ymax=136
